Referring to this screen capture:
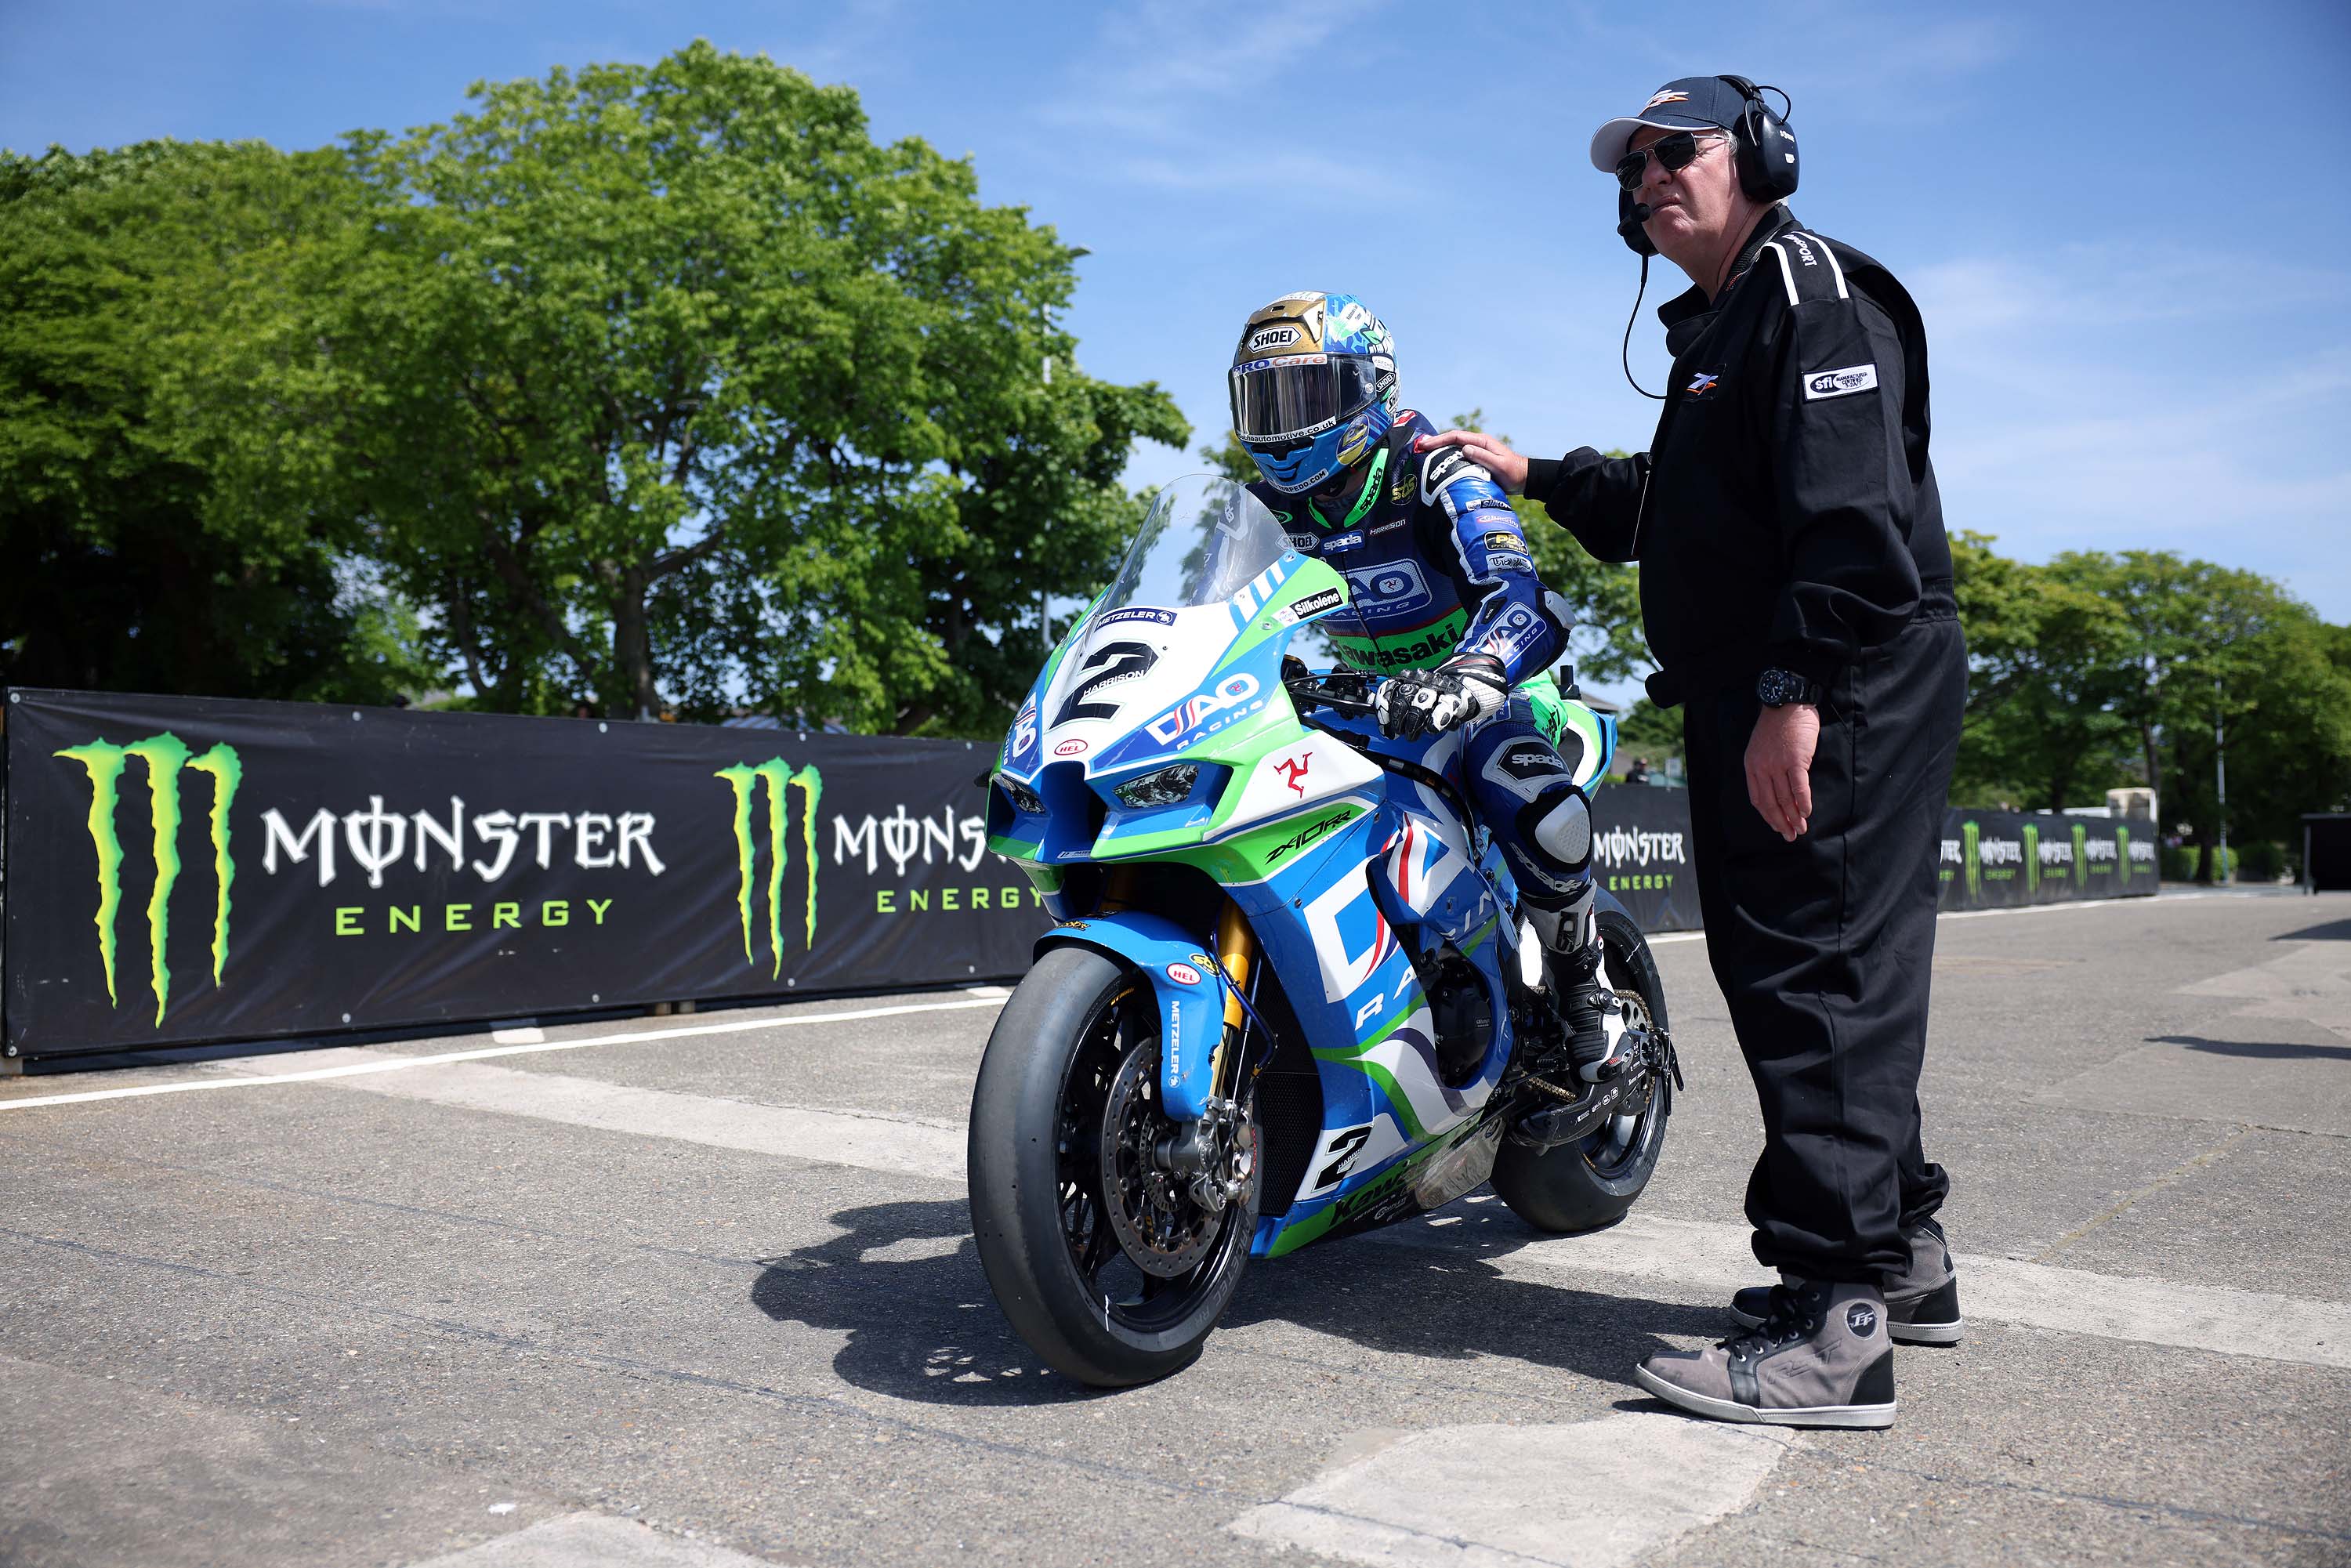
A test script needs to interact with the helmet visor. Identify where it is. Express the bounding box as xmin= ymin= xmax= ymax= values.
xmin=1230 ymin=355 xmax=1382 ymax=444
